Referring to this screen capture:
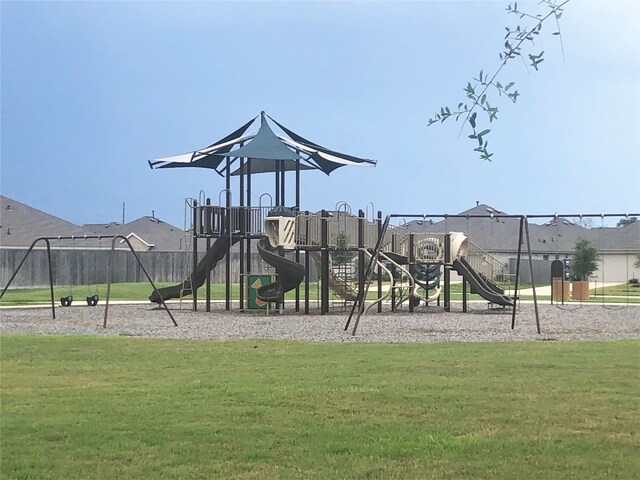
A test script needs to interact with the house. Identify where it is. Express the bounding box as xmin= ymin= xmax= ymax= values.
xmin=0 ymin=195 xmax=186 ymax=252
xmin=408 ymin=204 xmax=640 ymax=283
xmin=0 ymin=196 xmax=79 ymax=248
